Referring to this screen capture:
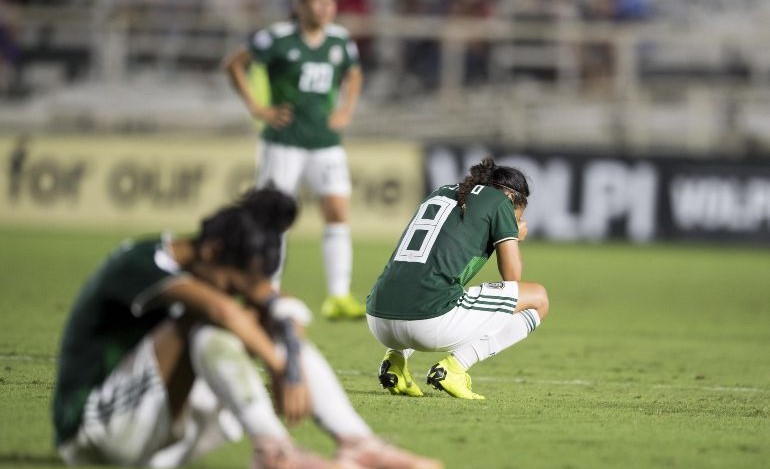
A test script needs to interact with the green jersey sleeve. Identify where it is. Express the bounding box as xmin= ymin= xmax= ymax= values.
xmin=103 ymin=241 xmax=182 ymax=316
xmin=490 ymin=198 xmax=519 ymax=244
xmin=342 ymin=36 xmax=360 ymax=71
xmin=247 ymin=28 xmax=277 ymax=65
